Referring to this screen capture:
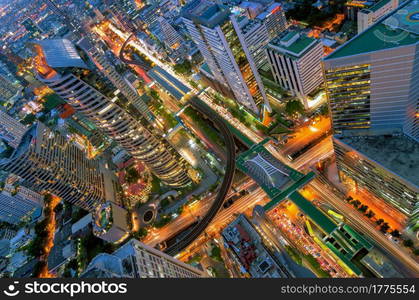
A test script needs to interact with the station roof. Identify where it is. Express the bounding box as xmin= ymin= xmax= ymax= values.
xmin=148 ymin=66 xmax=190 ymax=100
